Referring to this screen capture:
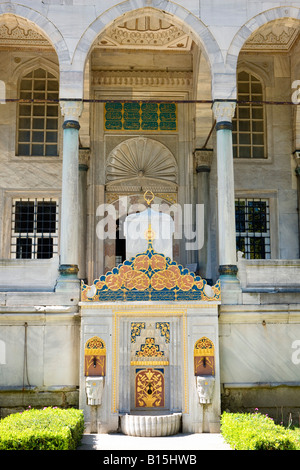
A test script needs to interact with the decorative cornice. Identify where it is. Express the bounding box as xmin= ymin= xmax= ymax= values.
xmin=92 ymin=70 xmax=192 ymax=88
xmin=105 ymin=183 xmax=178 ymax=193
